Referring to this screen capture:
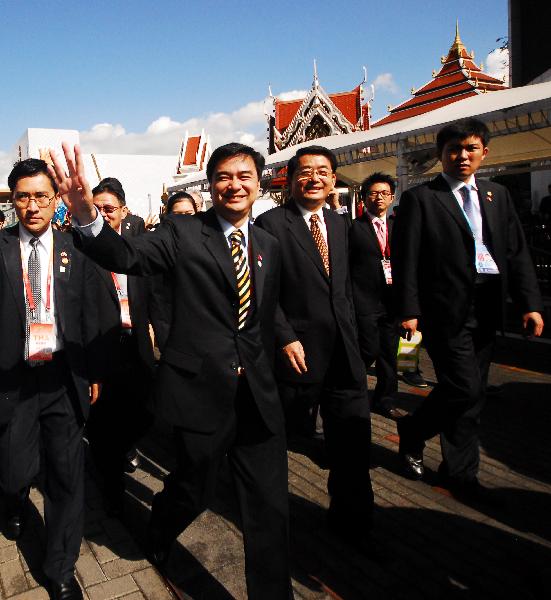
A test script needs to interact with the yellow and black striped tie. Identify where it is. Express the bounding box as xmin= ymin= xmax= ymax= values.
xmin=230 ymin=229 xmax=251 ymax=329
